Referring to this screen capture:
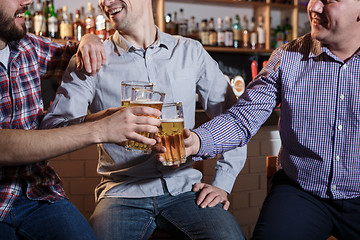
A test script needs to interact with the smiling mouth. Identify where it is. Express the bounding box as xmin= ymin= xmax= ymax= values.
xmin=16 ymin=13 xmax=25 ymax=18
xmin=109 ymin=7 xmax=124 ymax=16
